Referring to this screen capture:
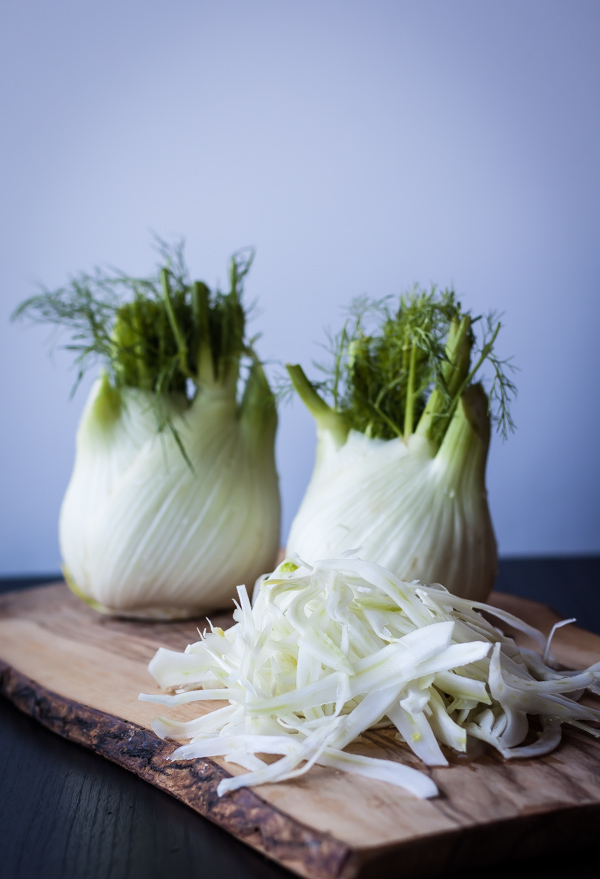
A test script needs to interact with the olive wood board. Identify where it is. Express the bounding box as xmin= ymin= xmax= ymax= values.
xmin=1 ymin=582 xmax=599 ymax=879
